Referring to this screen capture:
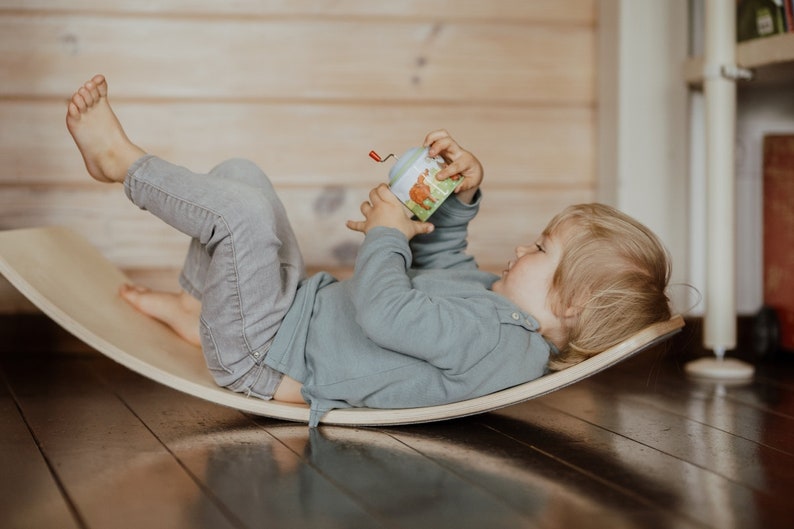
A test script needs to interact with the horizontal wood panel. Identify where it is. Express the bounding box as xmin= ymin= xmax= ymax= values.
xmin=1 ymin=1 xmax=596 ymax=24
xmin=0 ymin=0 xmax=599 ymax=316
xmin=0 ymin=15 xmax=595 ymax=104
xmin=0 ymin=101 xmax=594 ymax=187
xmin=0 ymin=183 xmax=592 ymax=313
xmin=0 ymin=185 xmax=592 ymax=269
